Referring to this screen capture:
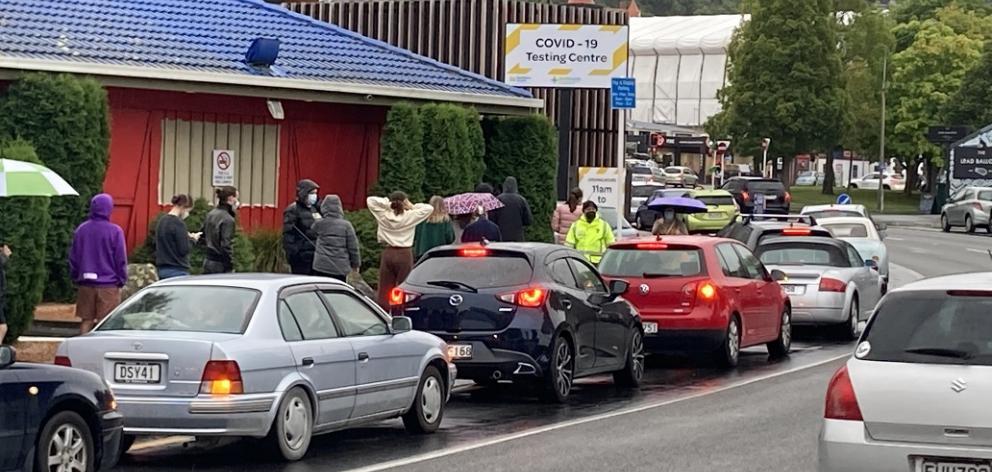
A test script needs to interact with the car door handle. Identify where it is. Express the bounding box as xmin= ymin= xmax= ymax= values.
xmin=357 ymin=352 xmax=370 ymax=362
xmin=301 ymin=357 xmax=314 ymax=367
xmin=561 ymin=300 xmax=572 ymax=311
